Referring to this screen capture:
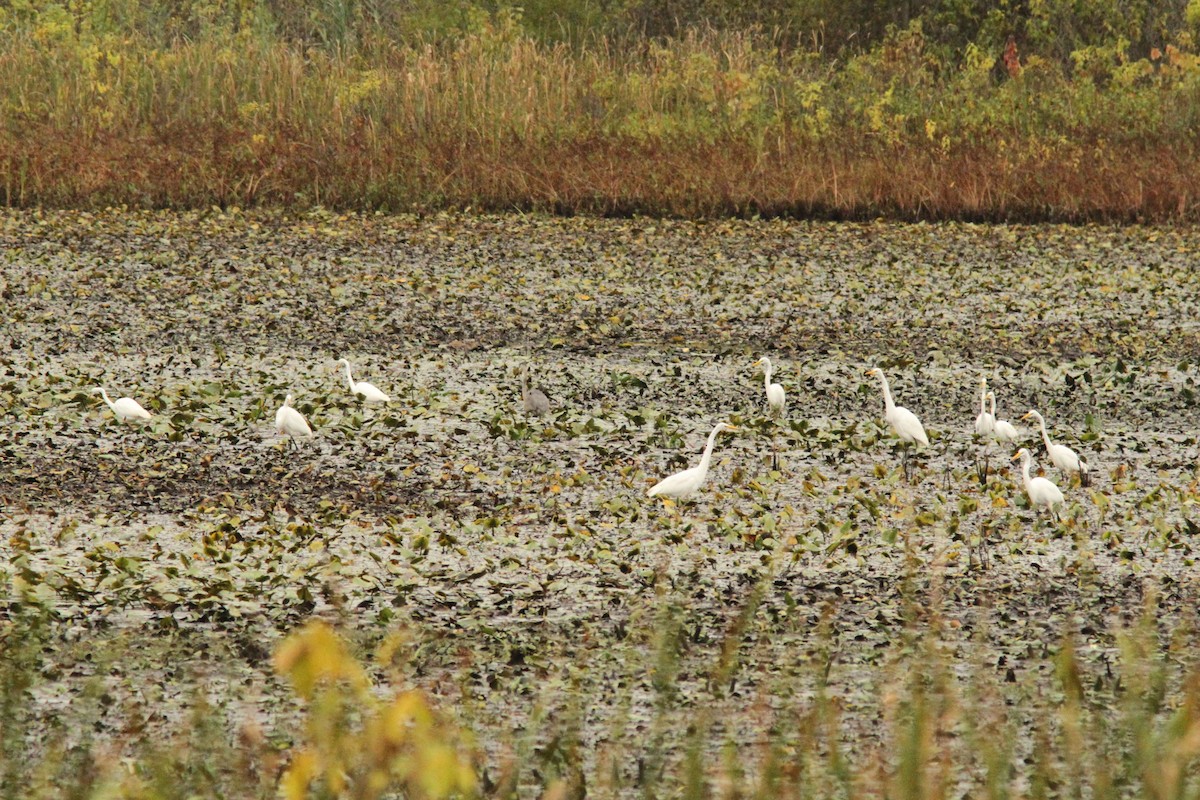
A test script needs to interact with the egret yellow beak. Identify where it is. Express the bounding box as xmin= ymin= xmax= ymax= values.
xmin=726 ymin=425 xmax=739 ymax=432
xmin=1020 ymin=412 xmax=1033 ymax=421
xmin=1010 ymin=452 xmax=1021 ymax=462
